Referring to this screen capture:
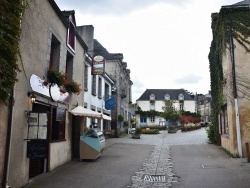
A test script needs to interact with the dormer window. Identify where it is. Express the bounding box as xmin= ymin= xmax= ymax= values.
xmin=165 ymin=94 xmax=170 ymax=100
xmin=67 ymin=21 xmax=75 ymax=52
xmin=178 ymin=94 xmax=184 ymax=100
xmin=150 ymin=94 xmax=155 ymax=101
